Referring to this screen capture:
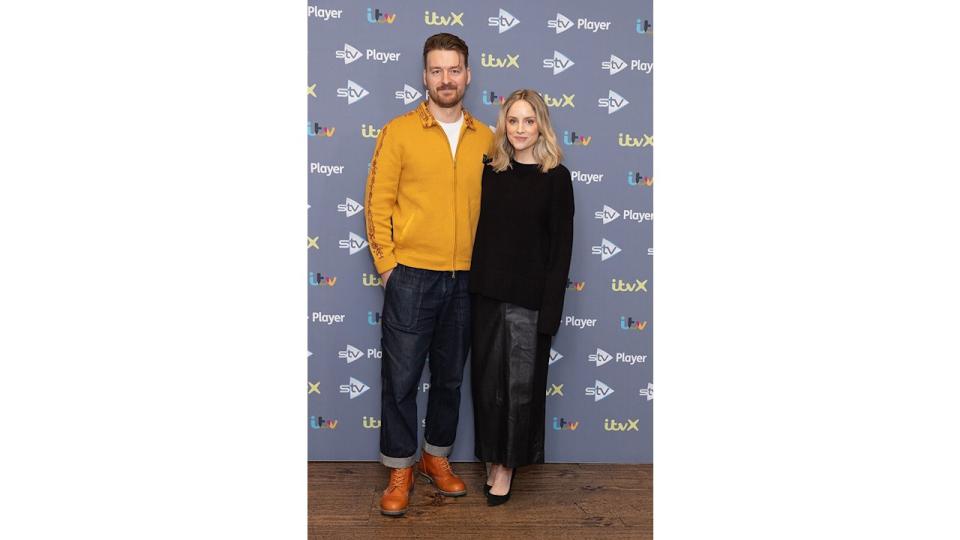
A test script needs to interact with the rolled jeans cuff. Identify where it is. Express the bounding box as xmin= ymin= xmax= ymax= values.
xmin=380 ymin=452 xmax=417 ymax=469
xmin=423 ymin=441 xmax=452 ymax=457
